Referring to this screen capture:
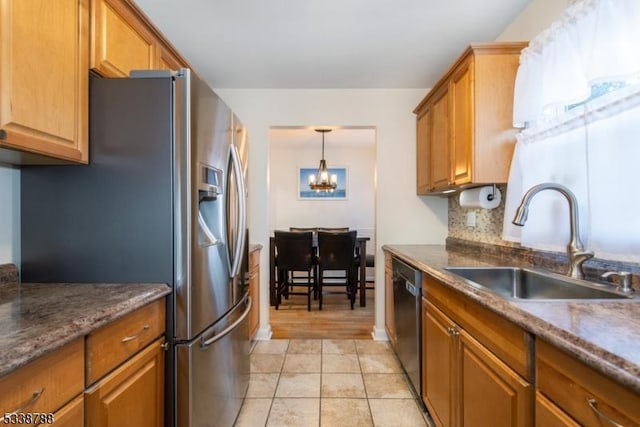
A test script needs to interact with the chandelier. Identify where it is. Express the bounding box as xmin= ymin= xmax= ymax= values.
xmin=308 ymin=129 xmax=337 ymax=192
